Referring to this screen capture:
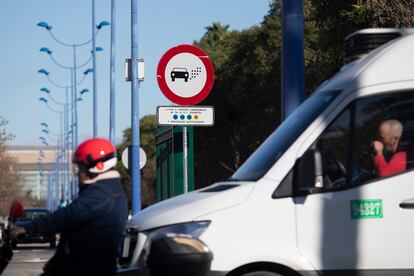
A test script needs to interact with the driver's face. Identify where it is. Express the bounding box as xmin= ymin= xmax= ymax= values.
xmin=379 ymin=123 xmax=399 ymax=152
xmin=379 ymin=124 xmax=392 ymax=146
